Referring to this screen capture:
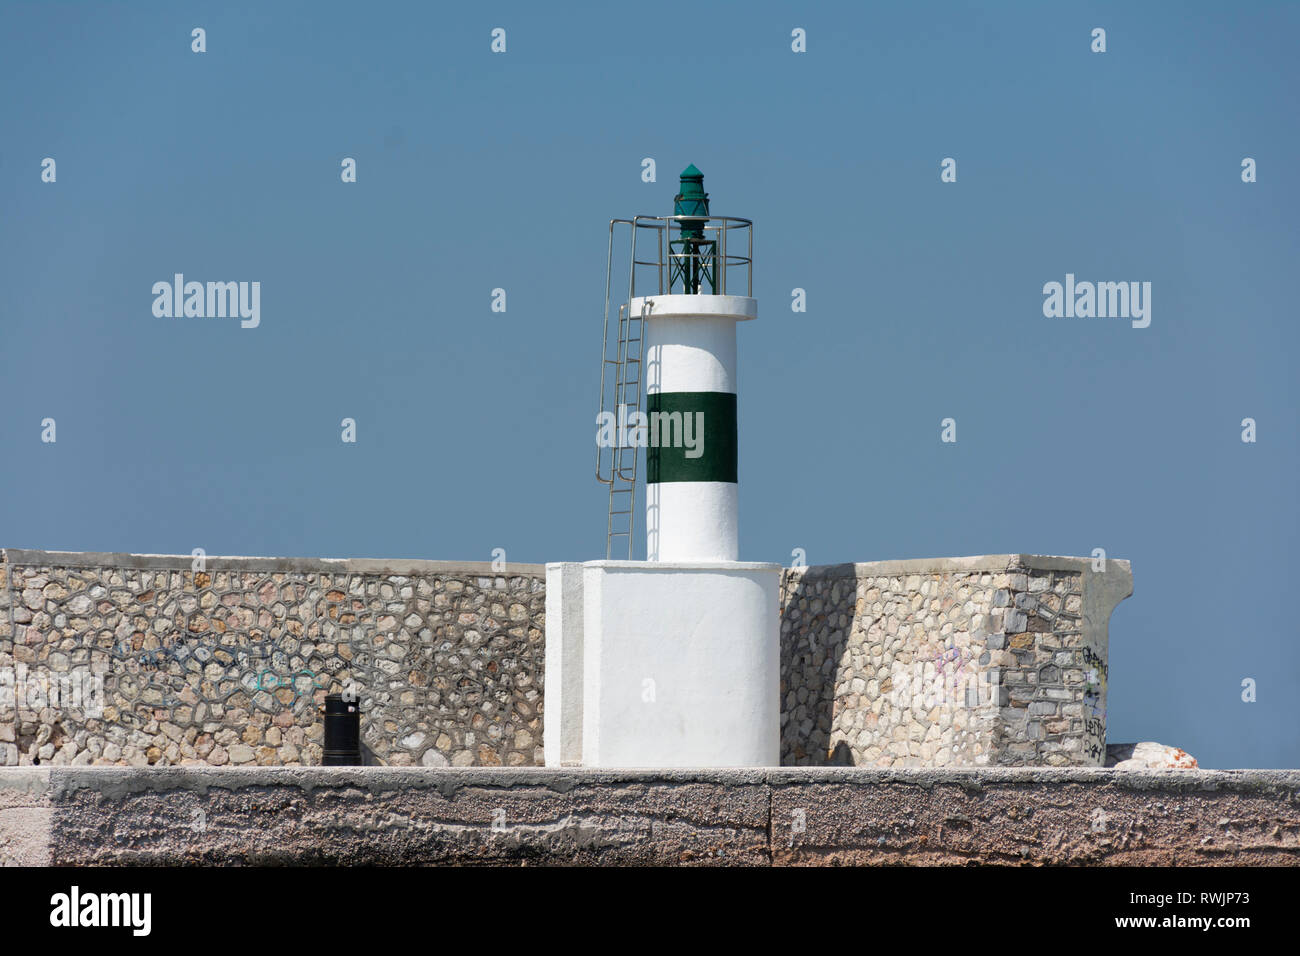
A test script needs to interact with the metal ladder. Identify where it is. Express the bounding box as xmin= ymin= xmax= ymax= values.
xmin=596 ymin=298 xmax=649 ymax=559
